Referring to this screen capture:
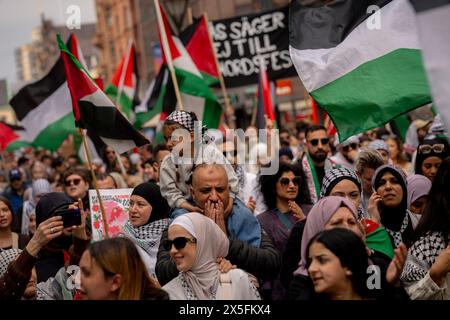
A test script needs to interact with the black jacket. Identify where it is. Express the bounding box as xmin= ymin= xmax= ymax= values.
xmin=155 ymin=228 xmax=281 ymax=286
